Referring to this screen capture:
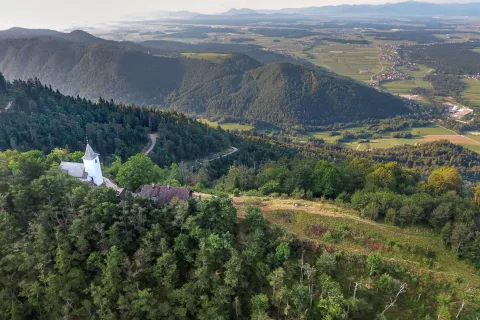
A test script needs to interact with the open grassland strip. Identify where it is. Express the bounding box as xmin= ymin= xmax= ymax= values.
xmin=231 ymin=196 xmax=480 ymax=294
